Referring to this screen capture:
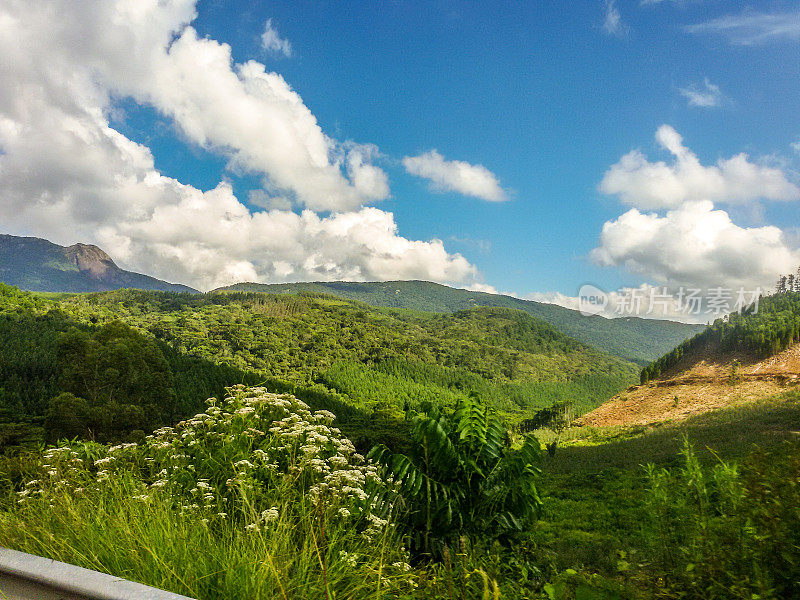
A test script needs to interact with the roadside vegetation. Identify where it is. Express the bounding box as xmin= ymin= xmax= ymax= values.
xmin=535 ymin=392 xmax=800 ymax=600
xmin=0 ymin=283 xmax=798 ymax=598
xmin=2 ymin=386 xmax=797 ymax=599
